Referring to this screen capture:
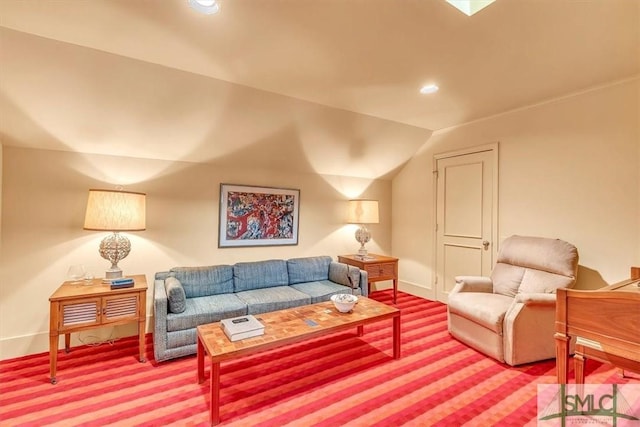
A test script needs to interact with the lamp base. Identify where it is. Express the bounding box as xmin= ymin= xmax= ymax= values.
xmin=355 ymin=224 xmax=372 ymax=258
xmin=99 ymin=232 xmax=130 ymax=280
xmin=105 ymin=268 xmax=123 ymax=279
